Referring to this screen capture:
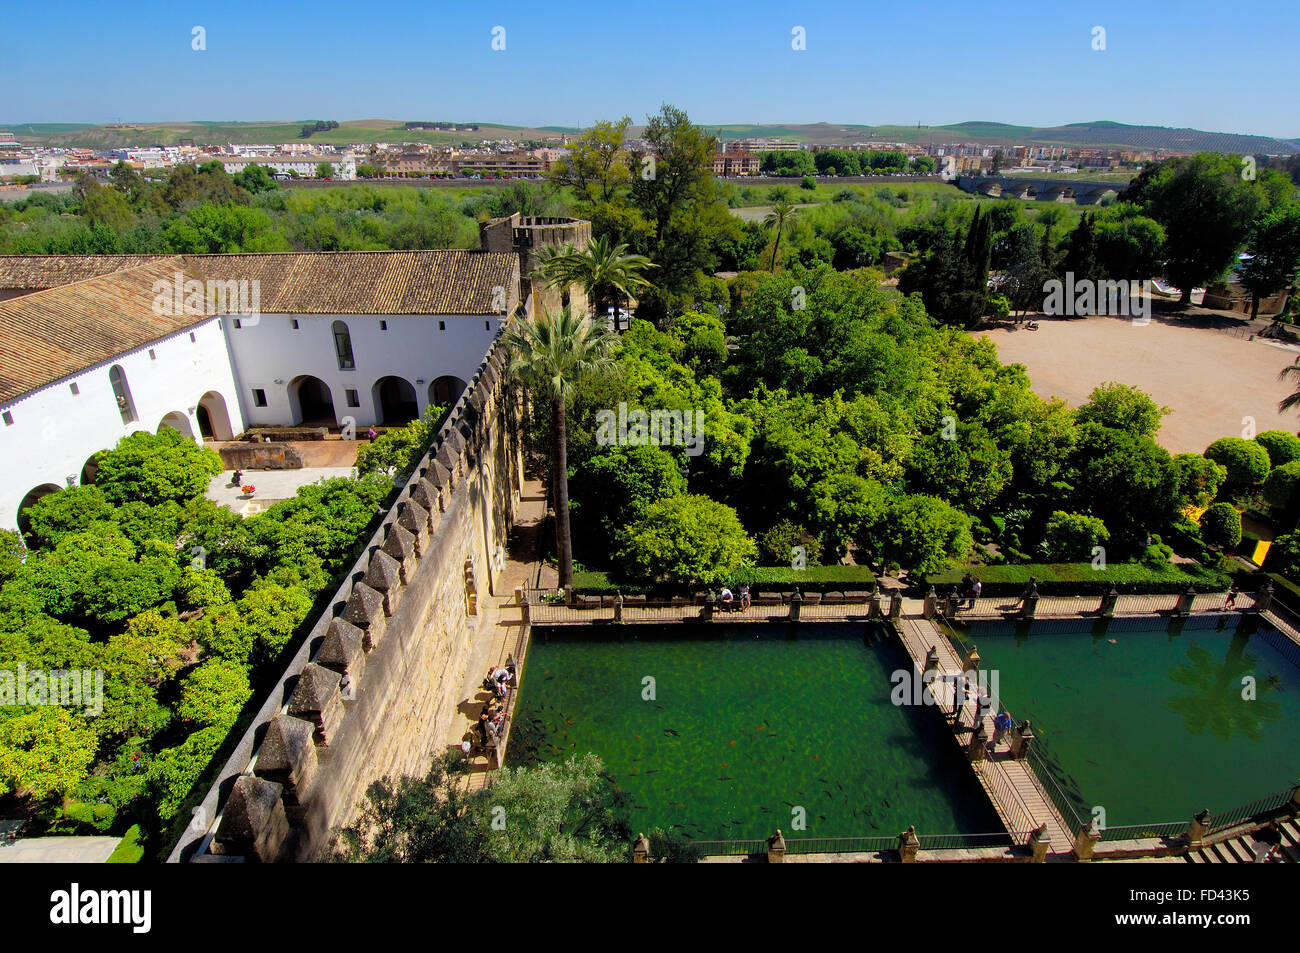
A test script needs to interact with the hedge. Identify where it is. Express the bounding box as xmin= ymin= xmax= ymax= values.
xmin=570 ymin=564 xmax=881 ymax=595
xmin=923 ymin=562 xmax=1231 ymax=595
